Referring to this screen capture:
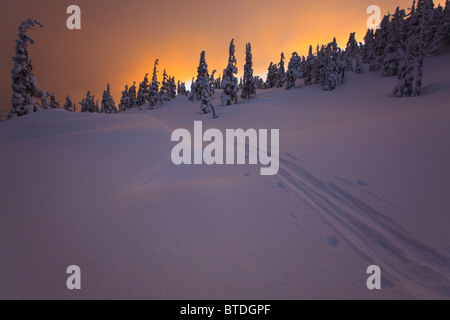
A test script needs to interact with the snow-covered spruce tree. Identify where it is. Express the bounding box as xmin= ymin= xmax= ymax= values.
xmin=255 ymin=76 xmax=264 ymax=89
xmin=177 ymin=81 xmax=187 ymax=96
xmin=304 ymin=45 xmax=315 ymax=86
xmin=344 ymin=32 xmax=364 ymax=74
xmin=101 ymin=83 xmax=117 ymax=114
xmin=210 ymin=70 xmax=217 ymax=94
xmin=344 ymin=33 xmax=357 ymax=71
xmin=148 ymin=59 xmax=160 ymax=109
xmin=361 ymin=29 xmax=375 ymax=64
xmin=40 ymin=92 xmax=50 ymax=110
xmin=221 ymin=39 xmax=239 ymax=106
xmin=373 ymin=14 xmax=391 ymax=65
xmin=64 ymin=95 xmax=75 ymax=112
xmin=315 ymin=45 xmax=327 ymax=86
xmin=286 ymin=52 xmax=302 ymax=90
xmin=197 ymin=51 xmax=217 ymax=118
xmin=241 ymin=43 xmax=257 ymax=99
xmin=276 ymin=52 xmax=286 ymax=88
xmin=215 ymin=75 xmax=222 ymax=89
xmin=188 ymin=78 xmax=196 ymax=101
xmin=322 ymin=42 xmax=341 ymax=91
xmin=239 ymin=77 xmax=243 ymax=90
xmin=383 ymin=7 xmax=406 ymax=77
xmin=128 ymin=82 xmax=137 ymax=109
xmin=408 ymin=0 xmax=441 ymax=55
xmin=394 ymin=33 xmax=424 ymax=97
xmin=167 ymin=76 xmax=177 ymax=100
xmin=425 ymin=1 xmax=445 ymax=54
xmin=49 ymin=94 xmax=60 ymax=109
xmin=362 ymin=28 xmax=382 ymax=71
xmin=137 ymin=74 xmax=149 ymax=106
xmin=118 ymin=85 xmax=130 ymax=112
xmin=331 ymin=38 xmax=346 ymax=83
xmin=159 ymin=69 xmax=169 ymax=104
xmin=394 ymin=36 xmax=424 ymax=97
xmin=7 ymin=19 xmax=47 ymax=120
xmin=80 ymin=91 xmax=96 ymax=113
xmin=264 ymin=62 xmax=278 ymax=88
